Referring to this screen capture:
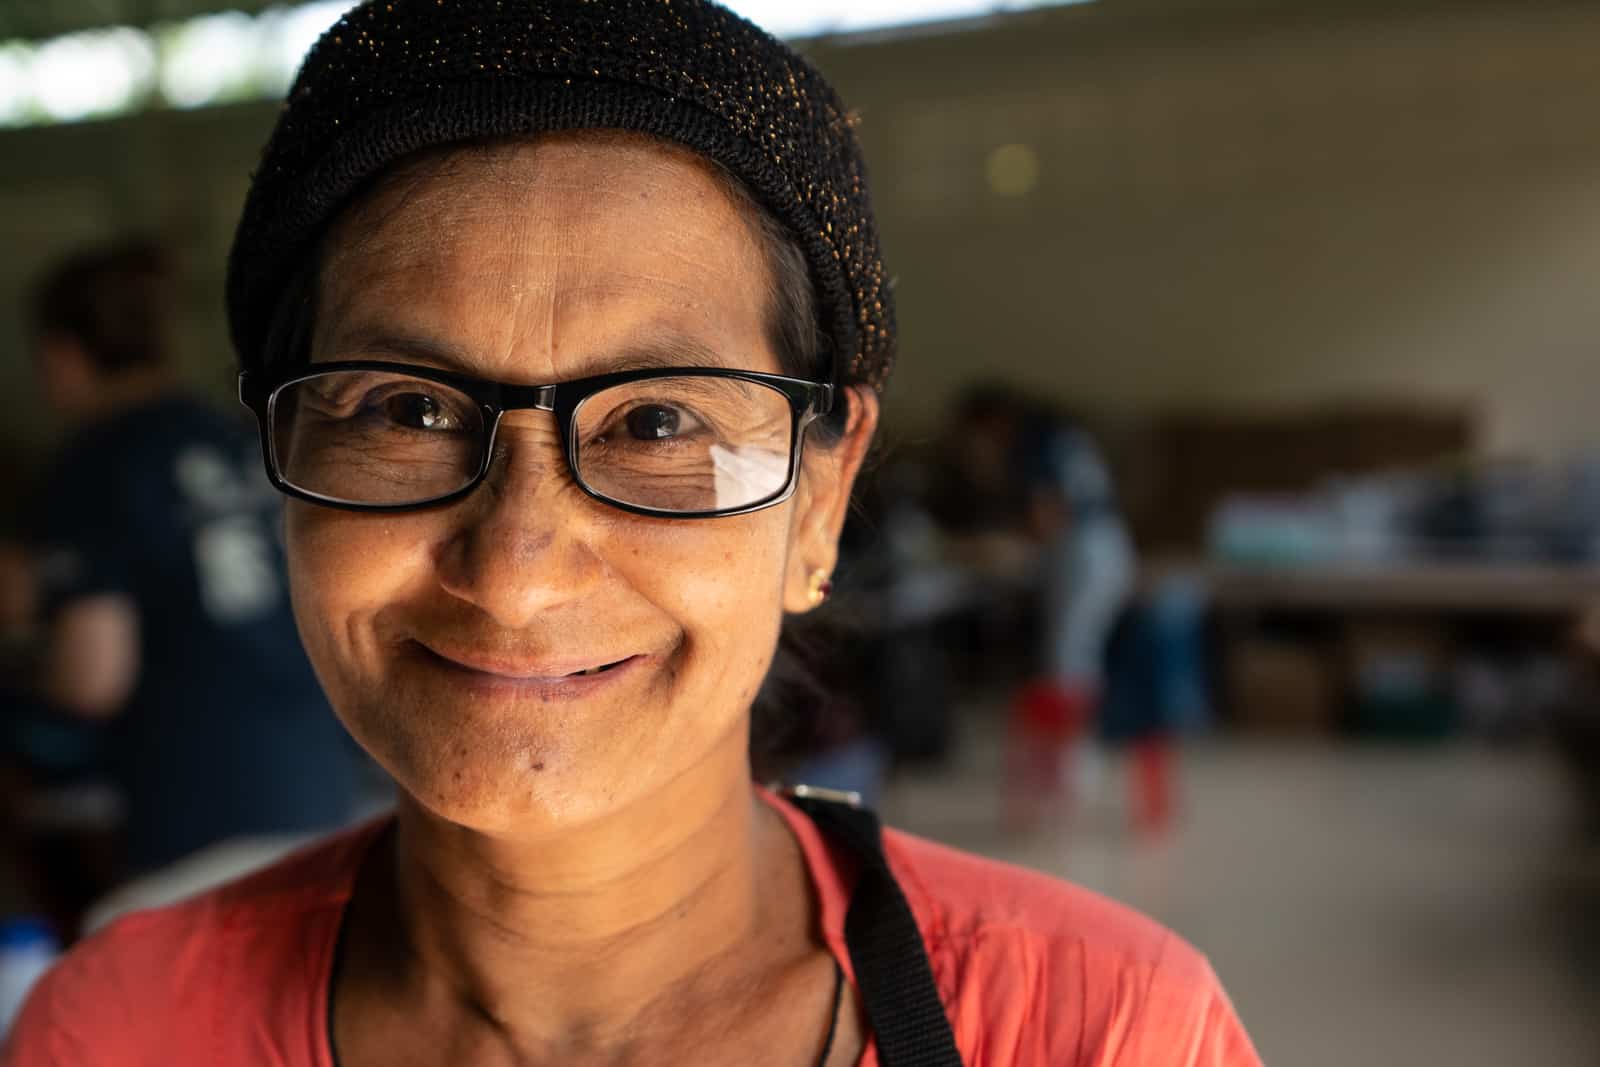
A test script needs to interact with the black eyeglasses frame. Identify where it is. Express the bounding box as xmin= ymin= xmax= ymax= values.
xmin=237 ymin=360 xmax=835 ymax=519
